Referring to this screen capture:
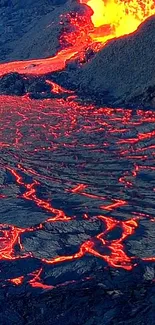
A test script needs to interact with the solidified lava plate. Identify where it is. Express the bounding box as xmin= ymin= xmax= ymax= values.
xmin=0 ymin=2 xmax=155 ymax=323
xmin=0 ymin=95 xmax=155 ymax=291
